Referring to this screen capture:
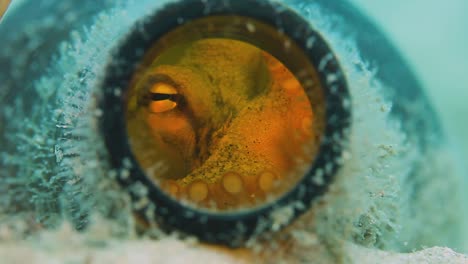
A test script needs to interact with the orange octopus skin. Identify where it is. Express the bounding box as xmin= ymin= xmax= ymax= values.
xmin=128 ymin=39 xmax=316 ymax=210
